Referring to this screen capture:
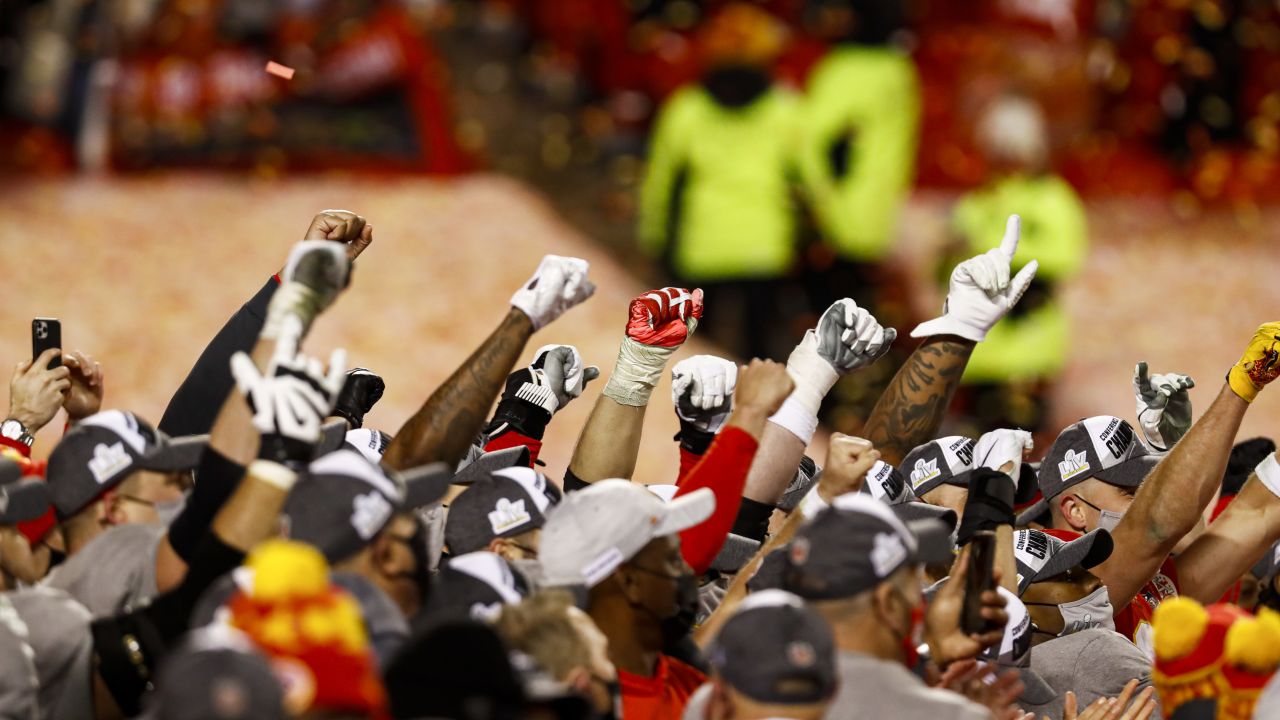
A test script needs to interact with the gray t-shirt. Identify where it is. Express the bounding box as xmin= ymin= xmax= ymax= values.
xmin=1022 ymin=629 xmax=1161 ymax=720
xmin=826 ymin=652 xmax=989 ymax=720
xmin=43 ymin=523 xmax=165 ymax=617
xmin=0 ymin=587 xmax=96 ymax=720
